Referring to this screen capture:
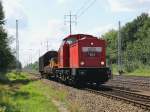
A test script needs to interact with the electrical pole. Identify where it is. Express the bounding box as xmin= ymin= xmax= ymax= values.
xmin=69 ymin=11 xmax=72 ymax=34
xmin=16 ymin=20 xmax=19 ymax=72
xmin=118 ymin=21 xmax=123 ymax=75
xmin=64 ymin=11 xmax=77 ymax=35
xmin=39 ymin=49 xmax=40 ymax=57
